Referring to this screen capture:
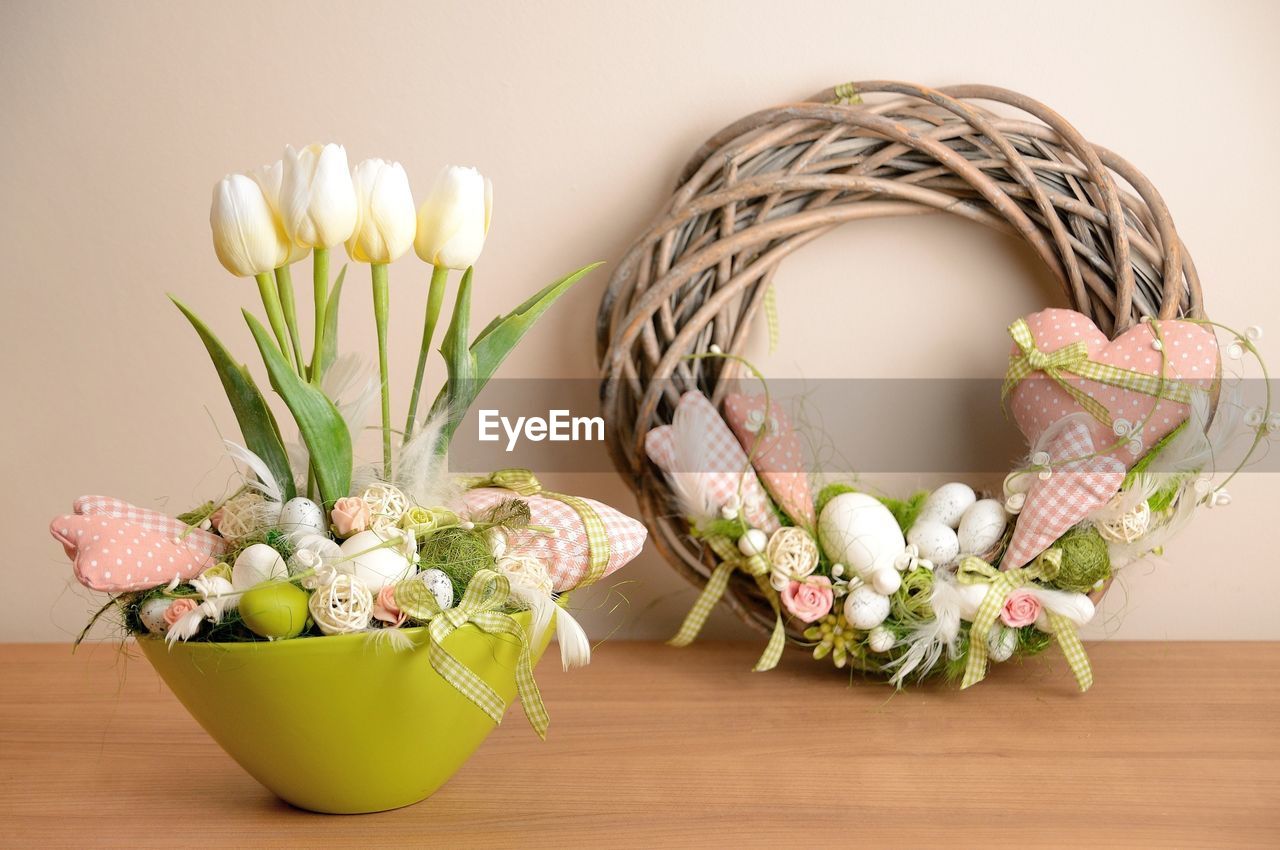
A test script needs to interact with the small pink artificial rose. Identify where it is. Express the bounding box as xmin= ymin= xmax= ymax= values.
xmin=372 ymin=584 xmax=406 ymax=628
xmin=781 ymin=576 xmax=834 ymax=623
xmin=1000 ymin=588 xmax=1042 ymax=628
xmin=331 ymin=497 xmax=371 ymax=538
xmin=163 ymin=597 xmax=199 ymax=627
